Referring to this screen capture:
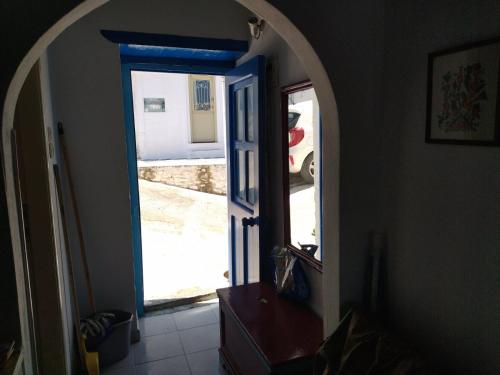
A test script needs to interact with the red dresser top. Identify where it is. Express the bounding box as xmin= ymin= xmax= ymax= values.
xmin=217 ymin=282 xmax=323 ymax=366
